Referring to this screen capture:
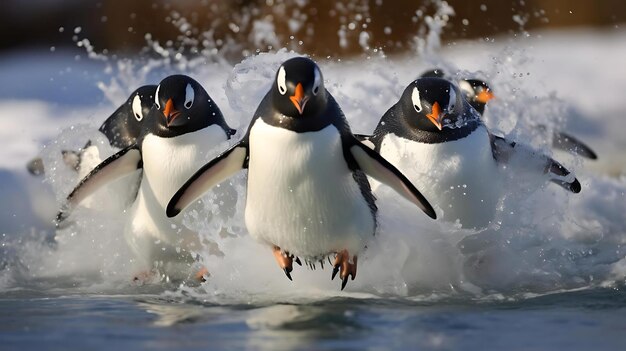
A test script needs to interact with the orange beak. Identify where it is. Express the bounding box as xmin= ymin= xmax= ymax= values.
xmin=289 ymin=83 xmax=309 ymax=115
xmin=163 ymin=98 xmax=181 ymax=126
xmin=426 ymin=101 xmax=443 ymax=130
xmin=476 ymin=89 xmax=494 ymax=104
